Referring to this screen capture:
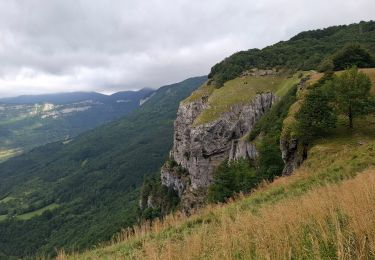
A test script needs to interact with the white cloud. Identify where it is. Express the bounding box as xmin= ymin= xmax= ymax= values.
xmin=0 ymin=0 xmax=374 ymax=97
